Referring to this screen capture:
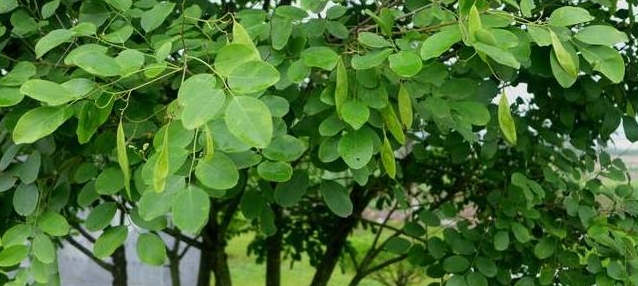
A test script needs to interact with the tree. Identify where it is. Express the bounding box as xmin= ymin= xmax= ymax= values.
xmin=0 ymin=0 xmax=637 ymax=286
